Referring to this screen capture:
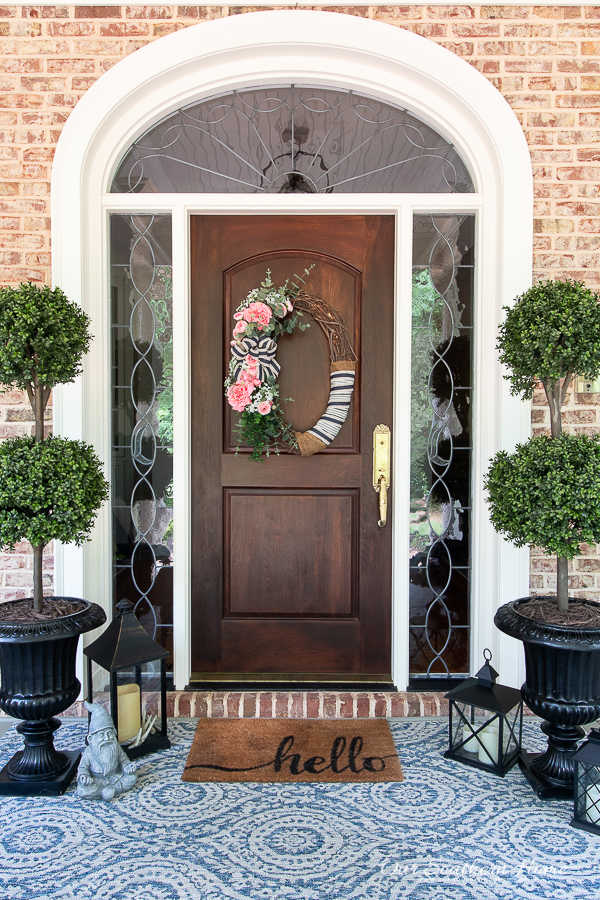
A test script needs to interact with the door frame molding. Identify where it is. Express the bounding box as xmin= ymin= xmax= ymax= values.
xmin=52 ymin=10 xmax=533 ymax=690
